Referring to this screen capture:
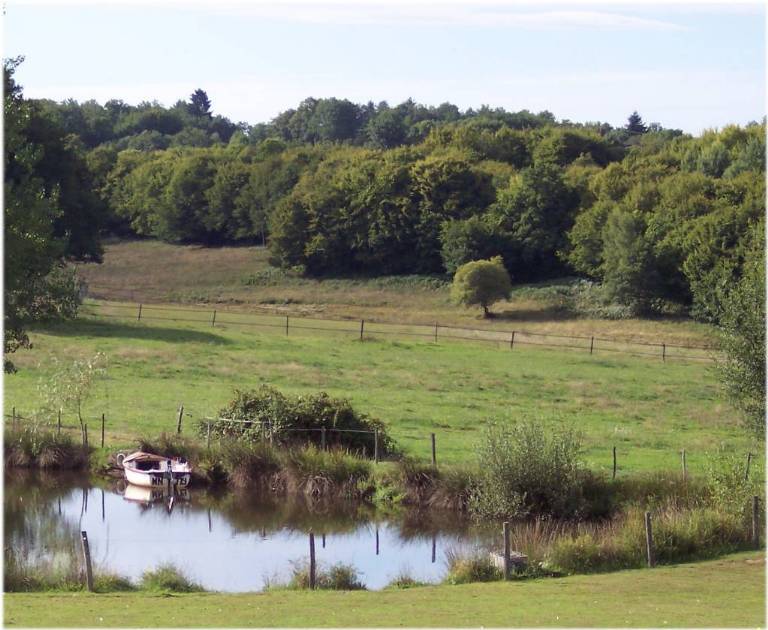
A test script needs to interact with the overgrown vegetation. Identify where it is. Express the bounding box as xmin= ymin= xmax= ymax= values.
xmin=443 ymin=548 xmax=502 ymax=584
xmin=139 ymin=564 xmax=205 ymax=593
xmin=272 ymin=561 xmax=366 ymax=591
xmin=4 ymin=425 xmax=88 ymax=470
